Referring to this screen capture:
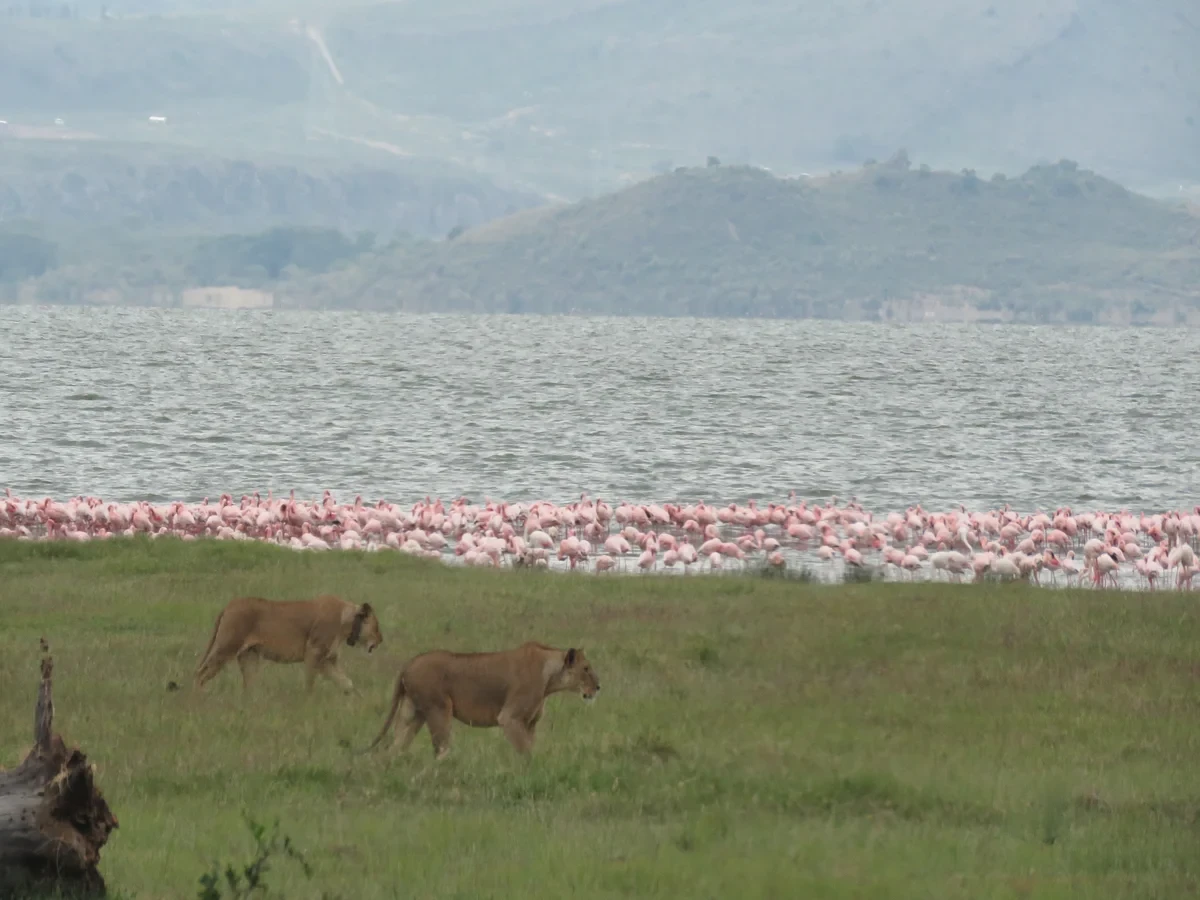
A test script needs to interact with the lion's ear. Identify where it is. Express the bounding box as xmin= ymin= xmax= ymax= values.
xmin=359 ymin=602 xmax=373 ymax=616
xmin=565 ymin=647 xmax=577 ymax=667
